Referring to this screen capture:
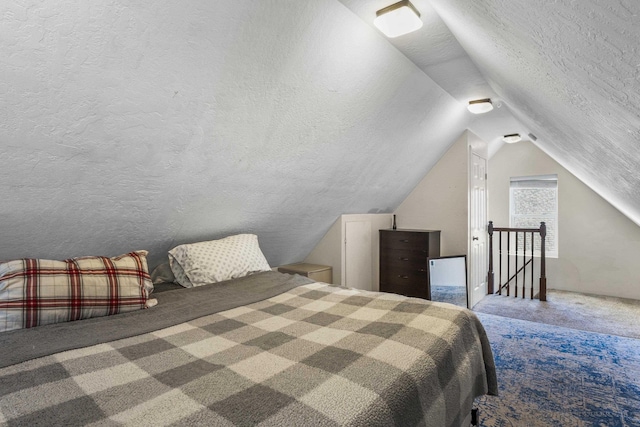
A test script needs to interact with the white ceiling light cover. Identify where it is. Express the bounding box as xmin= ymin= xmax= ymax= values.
xmin=374 ymin=0 xmax=423 ymax=38
xmin=467 ymin=98 xmax=493 ymax=114
xmin=502 ymin=133 xmax=522 ymax=143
